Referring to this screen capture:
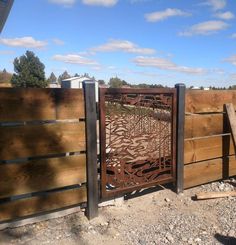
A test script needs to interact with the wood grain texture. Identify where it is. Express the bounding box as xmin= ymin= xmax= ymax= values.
xmin=0 ymin=186 xmax=86 ymax=222
xmin=0 ymin=155 xmax=86 ymax=199
xmin=184 ymin=135 xmax=235 ymax=164
xmin=0 ymin=88 xmax=84 ymax=122
xmin=0 ymin=122 xmax=85 ymax=160
xmin=184 ymin=156 xmax=236 ymax=189
xmin=185 ymin=114 xmax=224 ymax=139
xmin=226 ymin=103 xmax=236 ymax=147
xmin=185 ymin=90 xmax=236 ymax=113
xmin=196 ymin=191 xmax=236 ymax=200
